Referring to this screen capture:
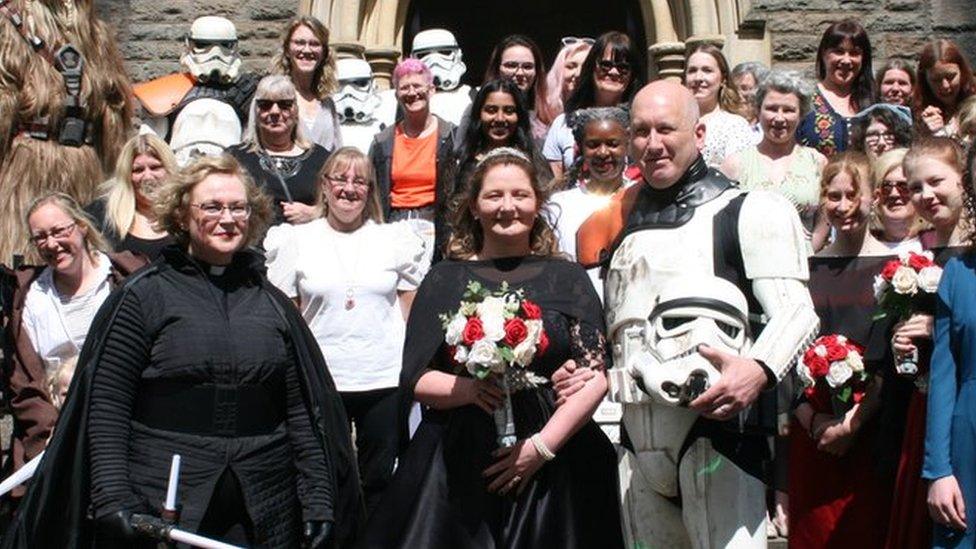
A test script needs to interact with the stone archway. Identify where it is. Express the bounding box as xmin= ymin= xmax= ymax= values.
xmin=305 ymin=0 xmax=770 ymax=87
